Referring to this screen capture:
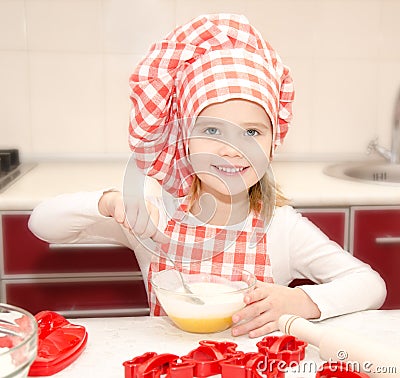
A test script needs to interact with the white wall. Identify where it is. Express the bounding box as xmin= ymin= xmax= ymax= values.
xmin=1 ymin=0 xmax=400 ymax=161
